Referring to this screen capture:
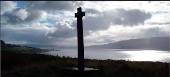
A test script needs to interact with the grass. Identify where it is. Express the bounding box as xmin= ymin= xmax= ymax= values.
xmin=1 ymin=48 xmax=170 ymax=77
